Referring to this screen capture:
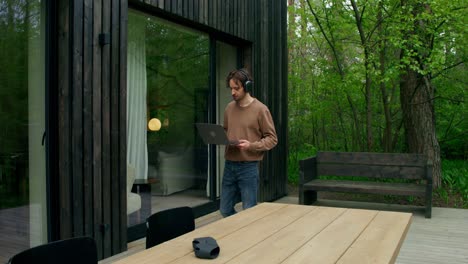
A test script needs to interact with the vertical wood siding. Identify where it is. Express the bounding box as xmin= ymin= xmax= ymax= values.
xmin=57 ymin=0 xmax=126 ymax=259
xmin=56 ymin=0 xmax=286 ymax=258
